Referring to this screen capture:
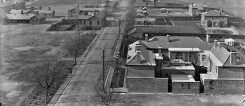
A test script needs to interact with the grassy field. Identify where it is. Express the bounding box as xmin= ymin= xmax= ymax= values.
xmin=0 ymin=23 xmax=96 ymax=106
